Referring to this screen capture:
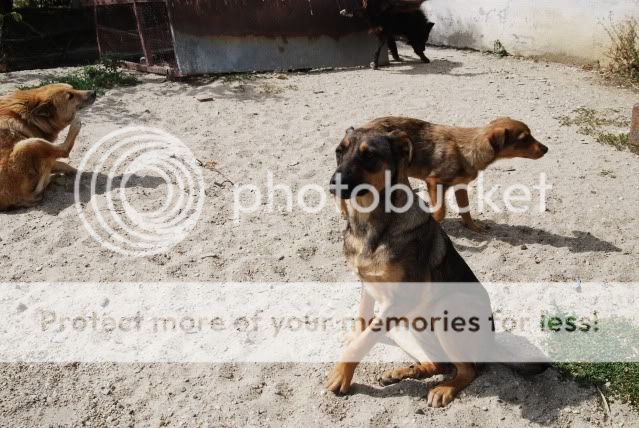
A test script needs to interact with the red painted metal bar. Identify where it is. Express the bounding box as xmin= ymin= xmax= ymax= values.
xmin=93 ymin=2 xmax=103 ymax=57
xmin=131 ymin=0 xmax=152 ymax=66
